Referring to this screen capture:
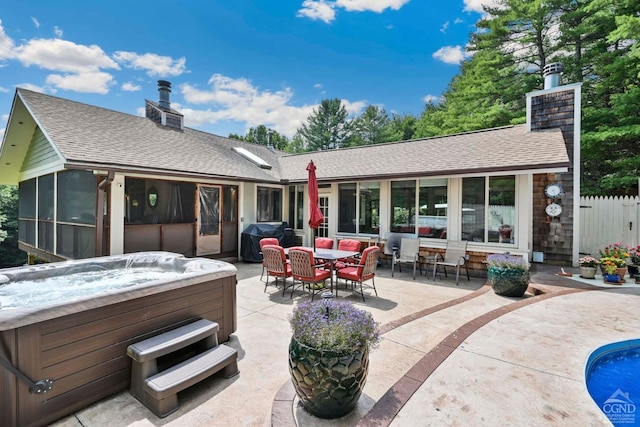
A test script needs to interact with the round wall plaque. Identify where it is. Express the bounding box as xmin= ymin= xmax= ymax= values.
xmin=545 ymin=203 xmax=562 ymax=217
